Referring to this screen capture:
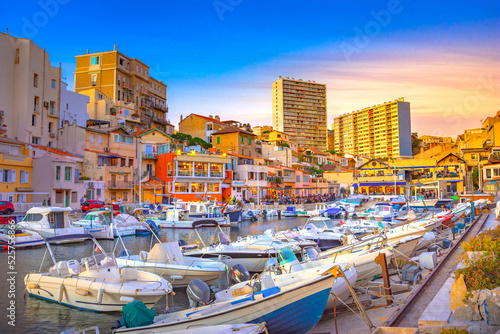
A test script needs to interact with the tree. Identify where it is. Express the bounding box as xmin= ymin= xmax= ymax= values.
xmin=412 ymin=132 xmax=422 ymax=156
xmin=280 ymin=143 xmax=290 ymax=148
xmin=325 ymin=149 xmax=336 ymax=155
xmin=309 ymin=166 xmax=324 ymax=177
xmin=472 ymin=167 xmax=479 ymax=190
xmin=171 ymin=132 xmax=212 ymax=149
